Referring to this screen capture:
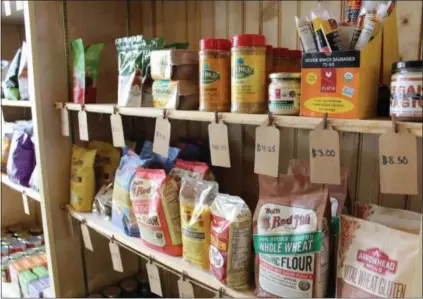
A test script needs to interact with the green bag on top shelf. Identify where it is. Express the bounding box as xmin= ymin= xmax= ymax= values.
xmin=2 ymin=48 xmax=22 ymax=100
